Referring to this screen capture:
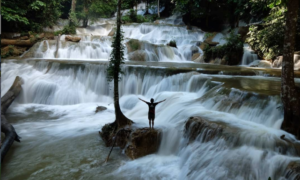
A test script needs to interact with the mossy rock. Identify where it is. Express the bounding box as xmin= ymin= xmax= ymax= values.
xmin=126 ymin=39 xmax=141 ymax=53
